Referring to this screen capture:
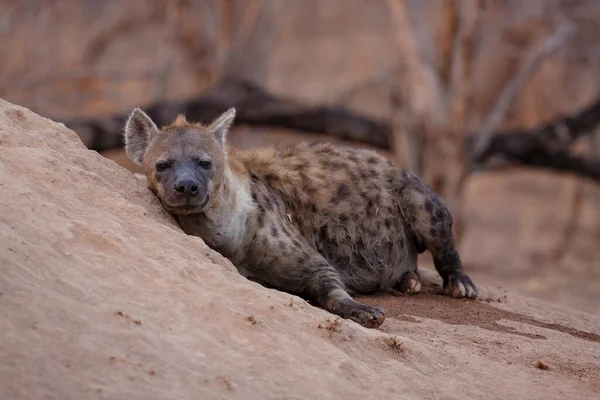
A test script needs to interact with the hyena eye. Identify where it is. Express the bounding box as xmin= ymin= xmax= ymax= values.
xmin=156 ymin=161 xmax=171 ymax=172
xmin=198 ymin=160 xmax=212 ymax=170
